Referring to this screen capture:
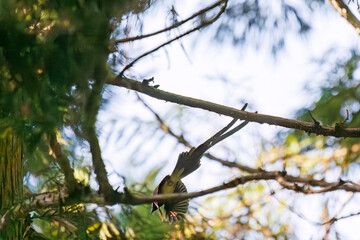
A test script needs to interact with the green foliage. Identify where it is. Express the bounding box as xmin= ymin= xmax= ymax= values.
xmin=118 ymin=169 xmax=176 ymax=239
xmin=0 ymin=0 xmax=152 ymax=239
xmin=0 ymin=0 xmax=152 ymax=199
xmin=194 ymin=182 xmax=290 ymax=239
xmin=291 ymin=51 xmax=360 ymax=168
xmin=251 ymin=50 xmax=360 ymax=238
xmin=122 ymin=205 xmax=174 ymax=239
xmin=0 ymin=0 xmax=128 ymax=151
xmin=298 ymin=52 xmax=360 ymax=127
xmin=1 ymin=0 xmax=359 ymax=239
